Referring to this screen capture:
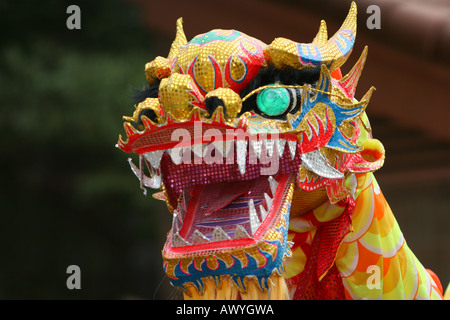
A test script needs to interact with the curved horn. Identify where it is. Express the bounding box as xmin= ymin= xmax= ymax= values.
xmin=324 ymin=1 xmax=357 ymax=71
xmin=145 ymin=18 xmax=188 ymax=85
xmin=312 ymin=20 xmax=328 ymax=45
xmin=167 ymin=17 xmax=187 ymax=62
xmin=339 ymin=46 xmax=368 ymax=99
xmin=264 ymin=2 xmax=357 ymax=71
